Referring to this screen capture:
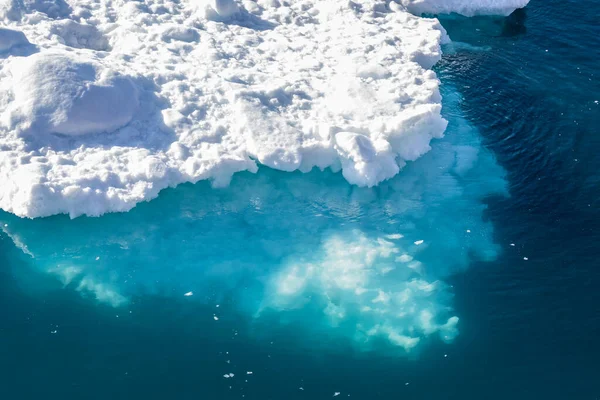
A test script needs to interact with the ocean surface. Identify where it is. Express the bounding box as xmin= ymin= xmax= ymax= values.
xmin=1 ymin=0 xmax=599 ymax=398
